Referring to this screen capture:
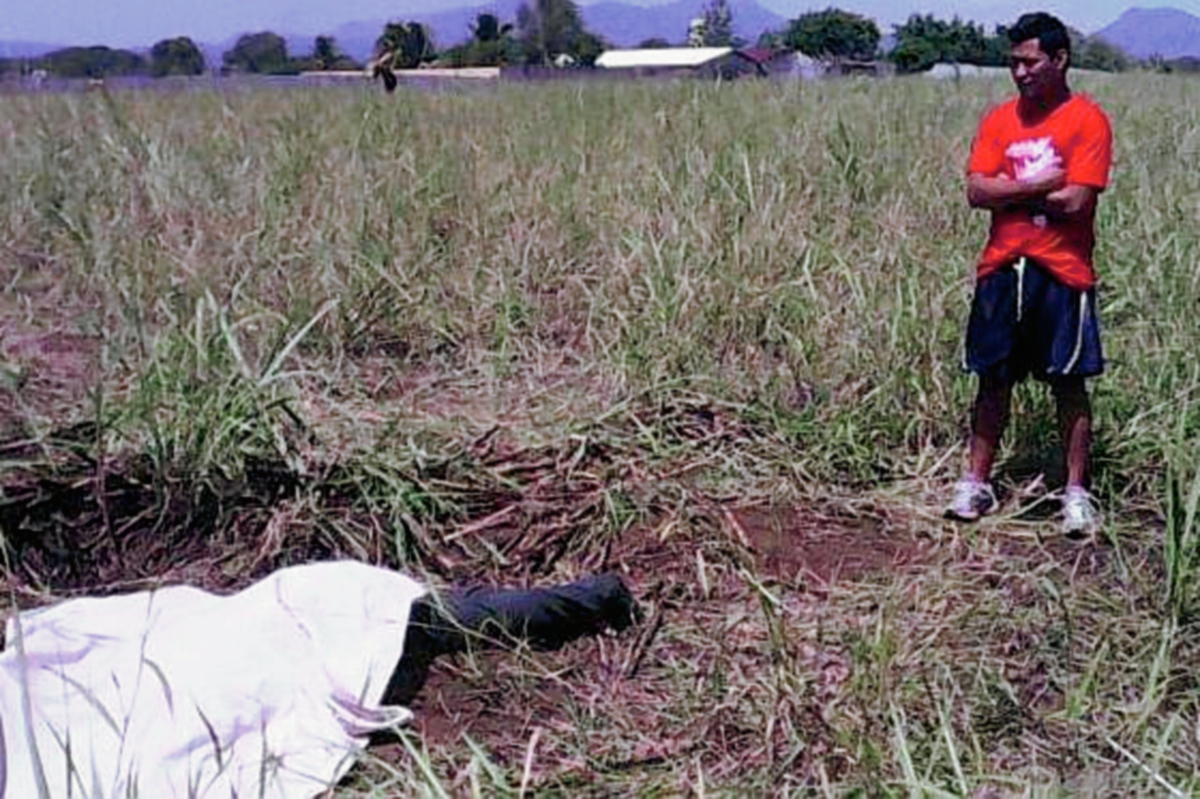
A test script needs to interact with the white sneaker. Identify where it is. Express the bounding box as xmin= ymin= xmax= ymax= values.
xmin=946 ymin=477 xmax=999 ymax=521
xmin=1062 ymin=486 xmax=1100 ymax=537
